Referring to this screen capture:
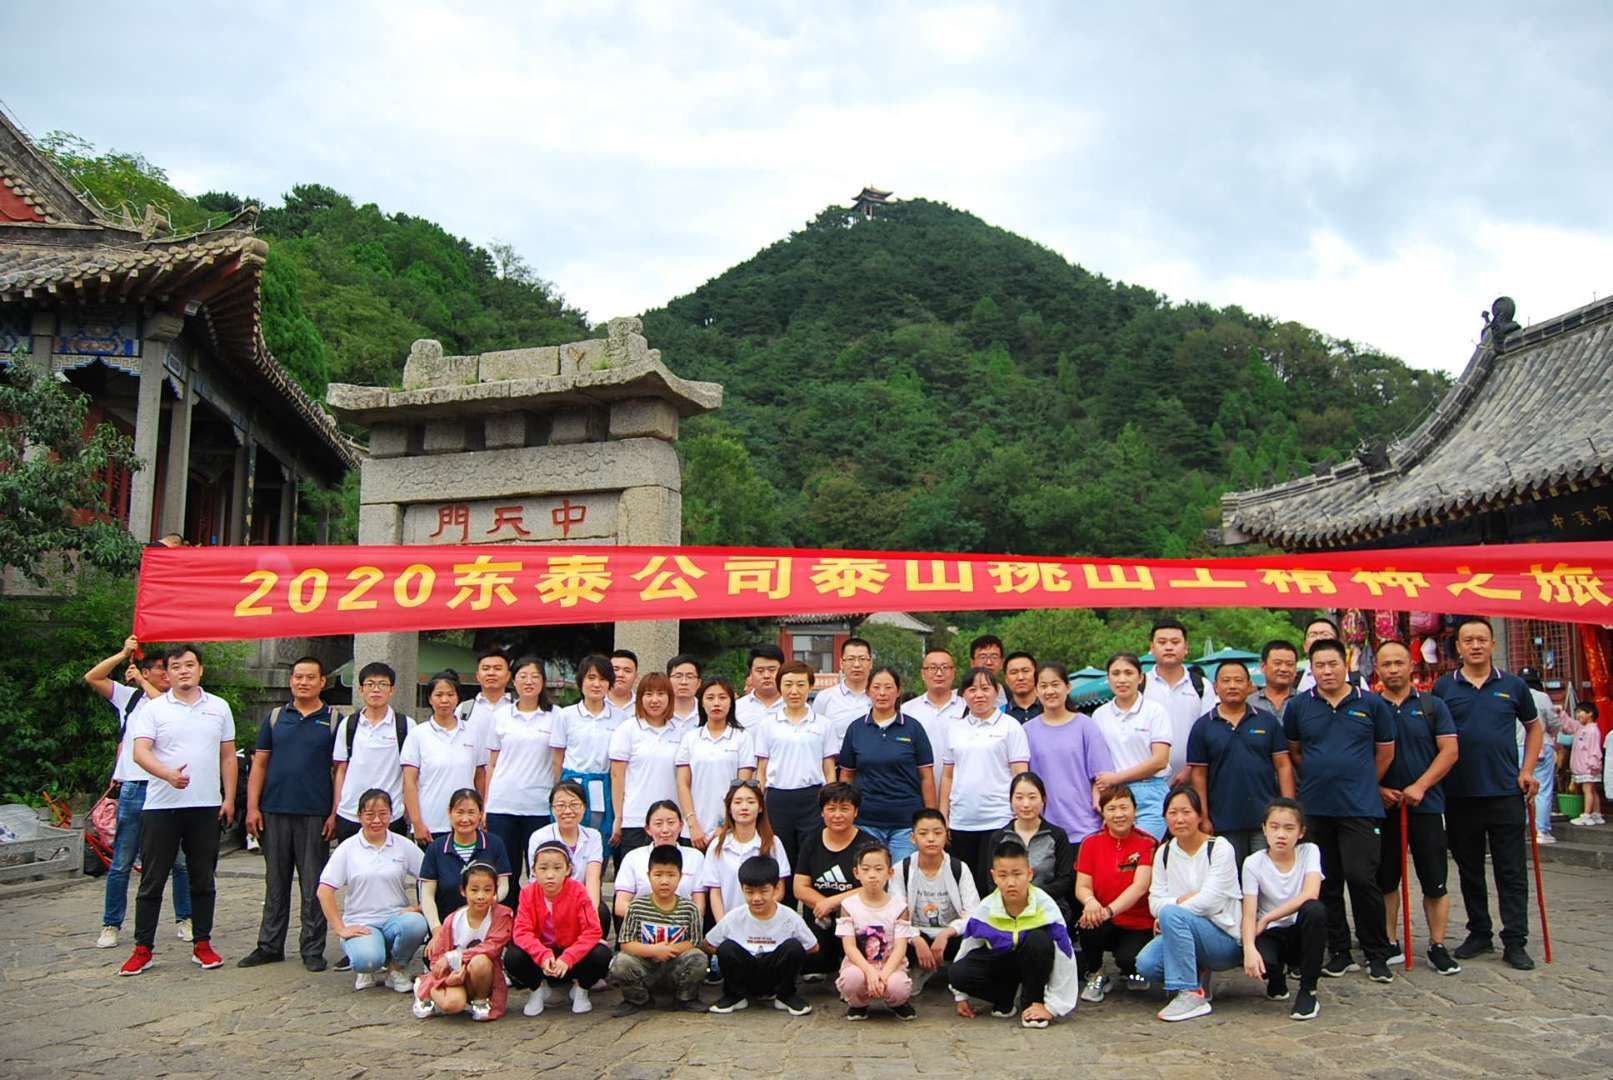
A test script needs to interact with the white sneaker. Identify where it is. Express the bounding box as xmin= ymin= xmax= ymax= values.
xmin=1158 ymin=989 xmax=1213 ymax=1022
xmin=385 ymin=967 xmax=414 ymax=993
xmin=1570 ymin=815 xmax=1589 ymax=826
xmin=97 ymin=926 xmax=119 ymax=949
xmin=1593 ymin=814 xmax=1607 ymax=825
xmin=523 ymin=989 xmax=545 ymax=1016
xmin=570 ymin=984 xmax=592 ymax=1014
xmin=175 ymin=919 xmax=193 ymax=942
xmin=354 ymin=971 xmax=377 ymax=991
xmin=1536 ymin=832 xmax=1557 ymax=846
xmin=542 ymin=983 xmax=563 ymax=1004
xmin=412 ymin=996 xmax=438 ymax=1019
xmin=469 ymin=999 xmax=493 ymax=1021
